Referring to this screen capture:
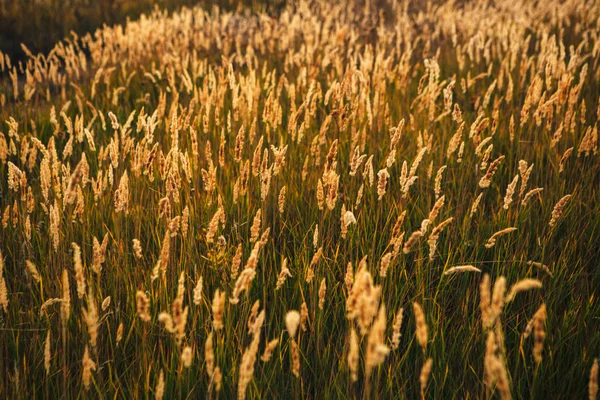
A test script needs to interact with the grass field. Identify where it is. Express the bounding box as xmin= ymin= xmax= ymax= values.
xmin=0 ymin=0 xmax=599 ymax=398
